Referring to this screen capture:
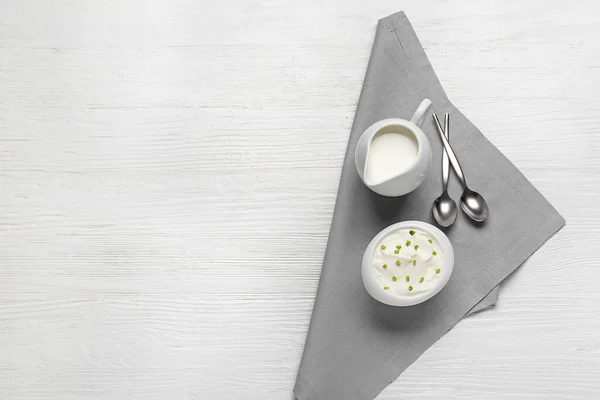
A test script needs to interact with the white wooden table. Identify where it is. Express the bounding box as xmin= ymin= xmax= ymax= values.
xmin=2 ymin=1 xmax=600 ymax=399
